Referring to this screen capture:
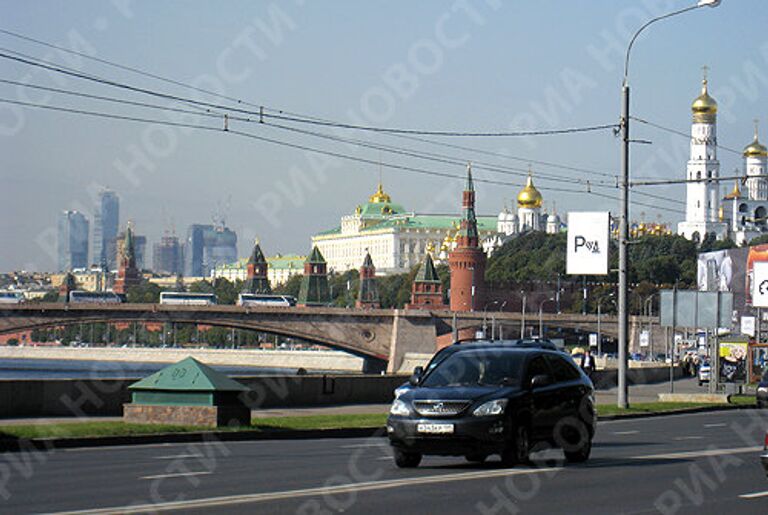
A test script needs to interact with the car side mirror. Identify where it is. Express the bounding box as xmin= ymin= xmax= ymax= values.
xmin=530 ymin=374 xmax=552 ymax=389
xmin=409 ymin=366 xmax=424 ymax=386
